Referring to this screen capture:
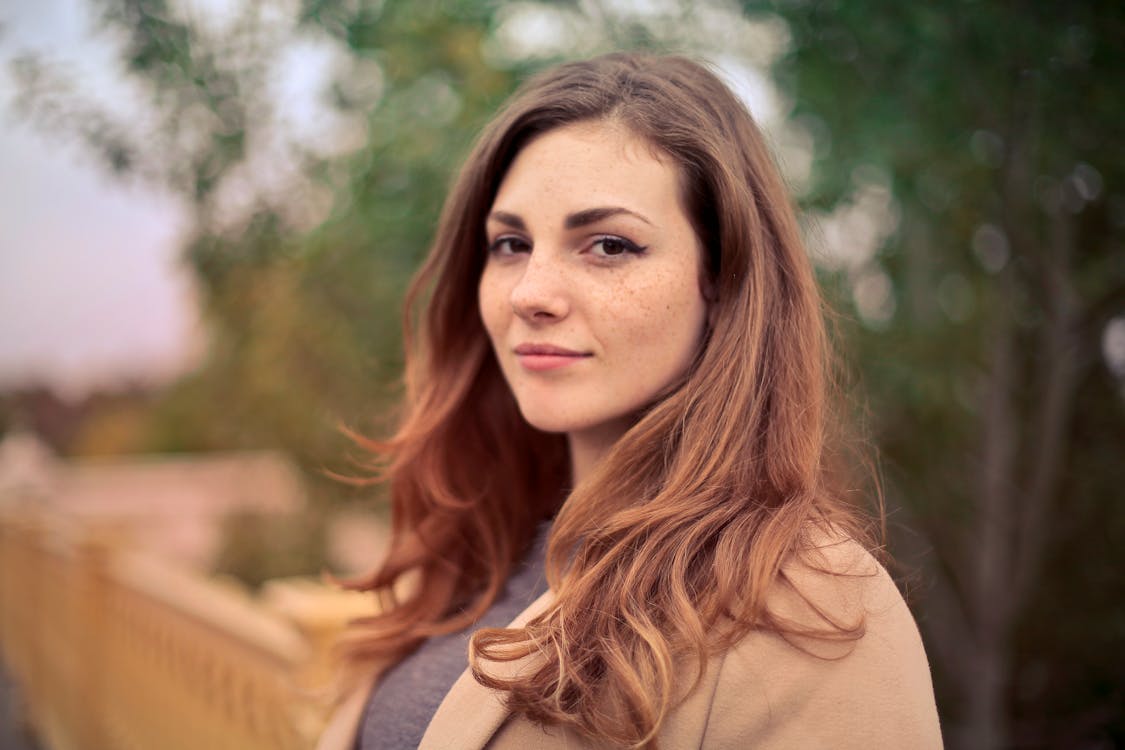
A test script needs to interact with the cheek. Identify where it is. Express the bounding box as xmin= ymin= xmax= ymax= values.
xmin=477 ymin=269 xmax=507 ymax=341
xmin=614 ymin=272 xmax=708 ymax=362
